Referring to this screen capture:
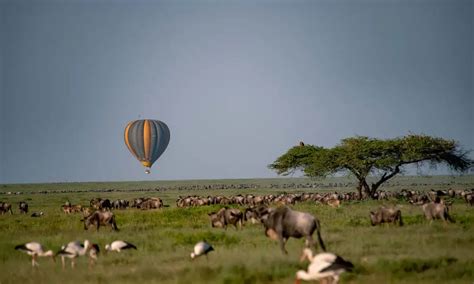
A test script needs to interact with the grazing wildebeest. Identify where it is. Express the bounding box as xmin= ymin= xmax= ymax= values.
xmin=90 ymin=198 xmax=102 ymax=210
xmin=19 ymin=201 xmax=29 ymax=214
xmin=422 ymin=202 xmax=455 ymax=224
xmin=0 ymin=202 xmax=13 ymax=214
xmin=139 ymin=198 xmax=163 ymax=210
xmin=208 ymin=207 xmax=243 ymax=230
xmin=83 ymin=211 xmax=119 ymax=231
xmin=244 ymin=207 xmax=260 ymax=224
xmin=81 ymin=207 xmax=93 ymax=218
xmin=62 ymin=205 xmax=73 ymax=214
xmin=259 ymin=206 xmax=326 ymax=254
xmin=244 ymin=206 xmax=273 ymax=224
xmin=369 ymin=206 xmax=403 ymax=226
xmin=327 ymin=199 xmax=341 ymax=208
